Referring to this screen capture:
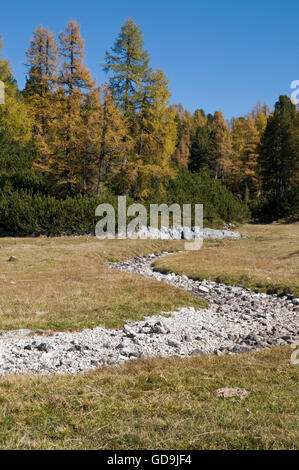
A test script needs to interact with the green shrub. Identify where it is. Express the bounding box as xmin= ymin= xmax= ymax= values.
xmin=0 ymin=170 xmax=250 ymax=236
xmin=147 ymin=170 xmax=250 ymax=223
xmin=0 ymin=190 xmax=119 ymax=236
xmin=250 ymin=189 xmax=299 ymax=222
